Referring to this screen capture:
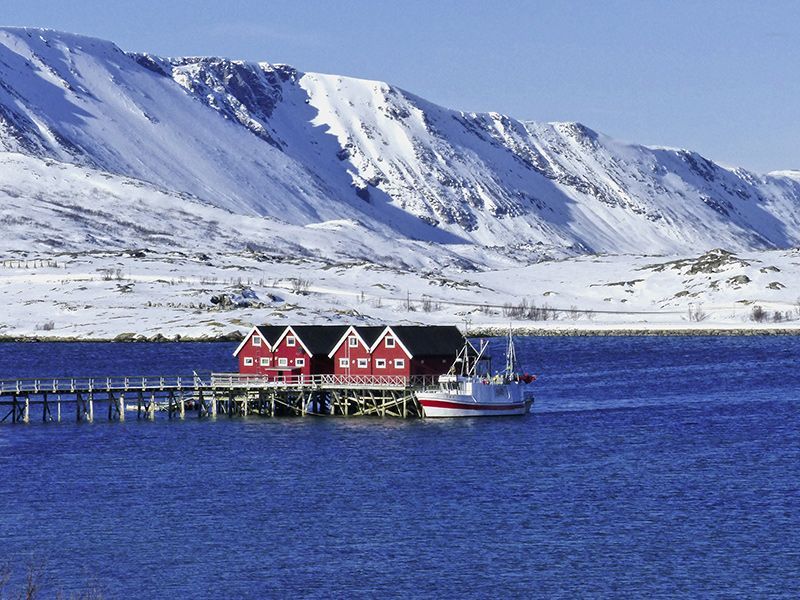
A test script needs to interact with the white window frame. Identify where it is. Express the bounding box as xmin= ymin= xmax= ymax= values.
xmin=339 ymin=357 xmax=349 ymax=368
xmin=277 ymin=357 xmax=288 ymax=367
xmin=357 ymin=358 xmax=369 ymax=369
xmin=376 ymin=358 xmax=386 ymax=369
xmin=252 ymin=336 xmax=261 ymax=346
xmin=295 ymin=358 xmax=306 ymax=367
xmin=394 ymin=358 xmax=405 ymax=369
xmin=243 ymin=357 xmax=253 ymax=366
xmin=385 ymin=337 xmax=395 ymax=348
xmin=286 ymin=336 xmax=296 ymax=347
xmin=348 ymin=336 xmax=358 ymax=348
xmin=260 ymin=357 xmax=270 ymax=366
